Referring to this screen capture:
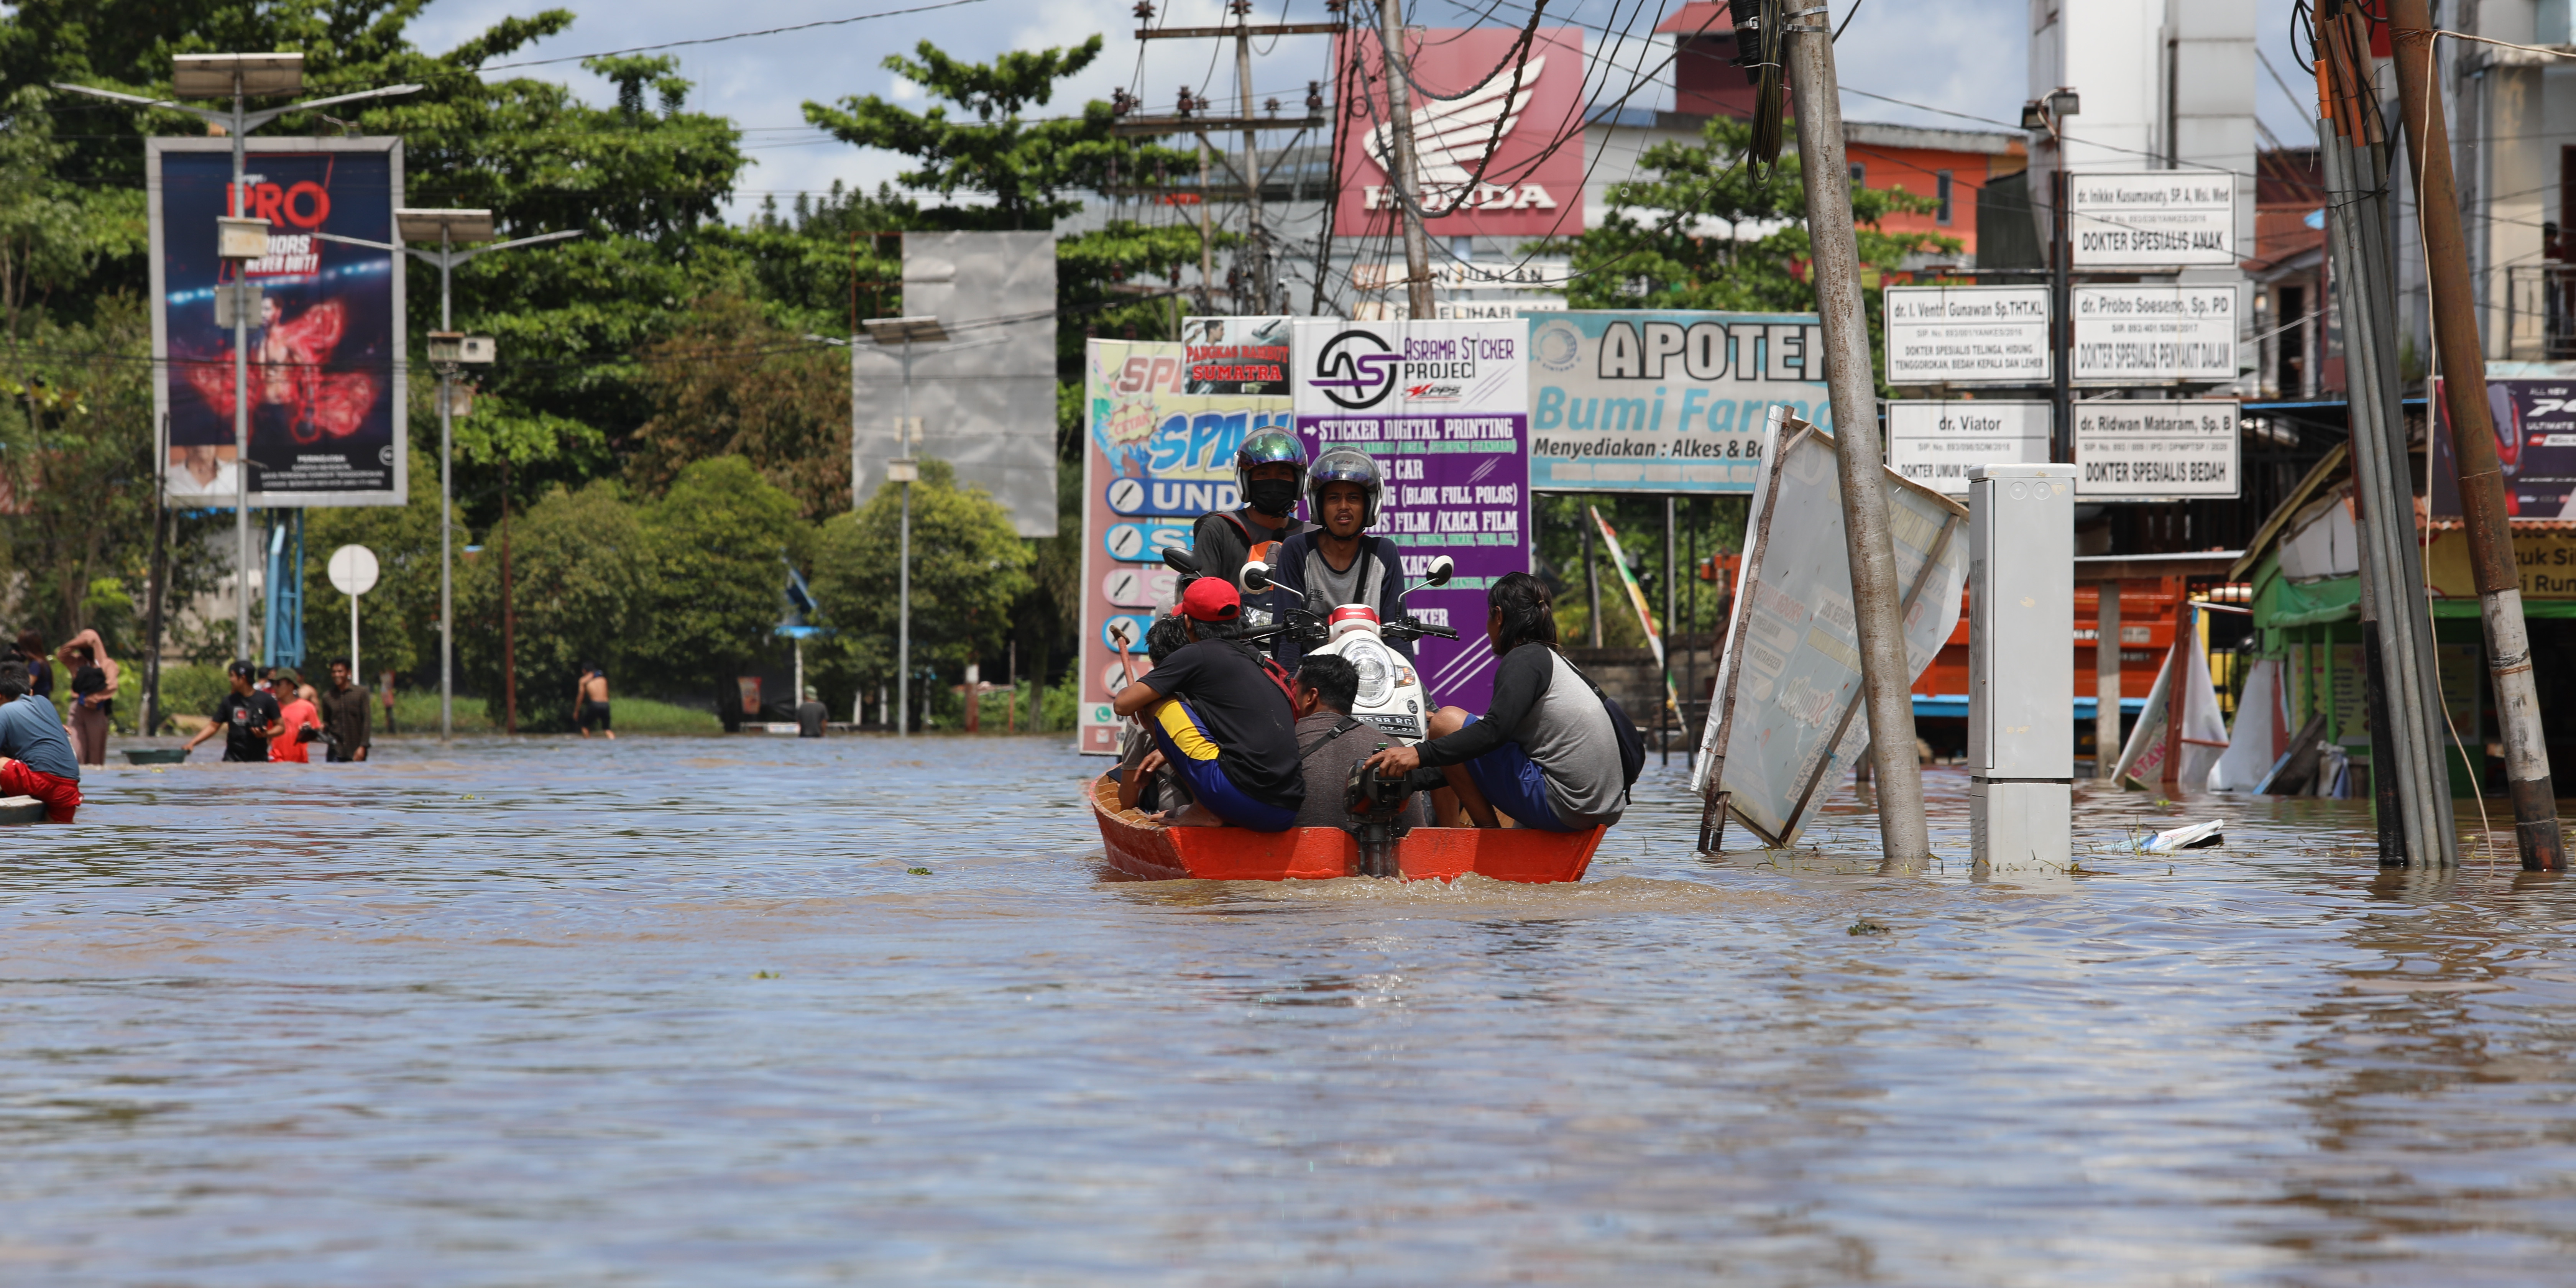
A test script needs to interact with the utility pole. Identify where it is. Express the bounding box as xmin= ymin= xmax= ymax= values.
xmin=2388 ymin=0 xmax=2566 ymax=871
xmin=1785 ymin=3 xmax=1931 ymax=866
xmin=56 ymin=56 xmax=421 ymax=665
xmin=863 ymin=315 xmax=949 ymax=738
xmin=1375 ymin=0 xmax=1436 ymax=320
xmin=1233 ymin=0 xmax=1267 ymax=312
xmin=312 ymin=211 xmax=581 ymax=740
